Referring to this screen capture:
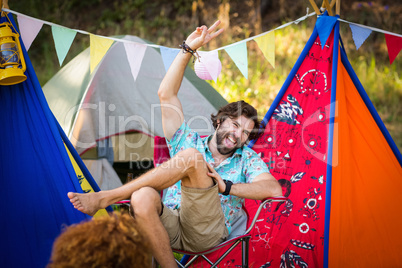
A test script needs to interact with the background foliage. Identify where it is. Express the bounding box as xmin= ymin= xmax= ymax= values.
xmin=11 ymin=0 xmax=402 ymax=150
